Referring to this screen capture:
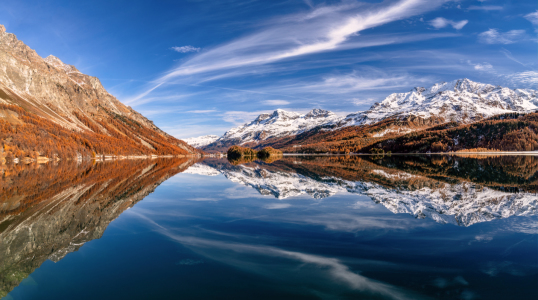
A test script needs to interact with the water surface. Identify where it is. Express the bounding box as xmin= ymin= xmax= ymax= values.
xmin=1 ymin=155 xmax=537 ymax=299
